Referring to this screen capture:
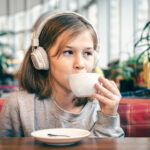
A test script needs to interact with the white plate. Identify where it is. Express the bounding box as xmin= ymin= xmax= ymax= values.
xmin=31 ymin=128 xmax=90 ymax=146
